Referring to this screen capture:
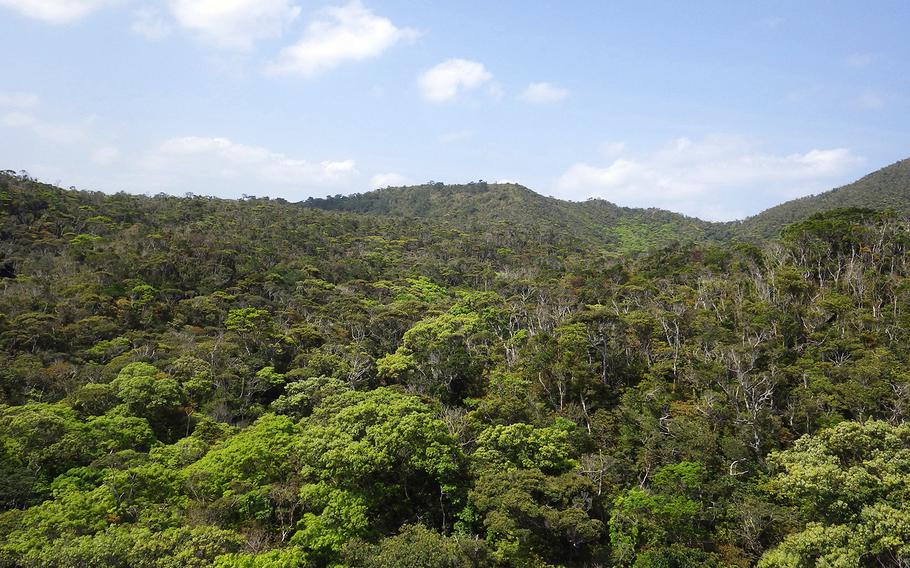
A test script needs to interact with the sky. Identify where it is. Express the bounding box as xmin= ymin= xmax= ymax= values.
xmin=0 ymin=1 xmax=908 ymax=221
